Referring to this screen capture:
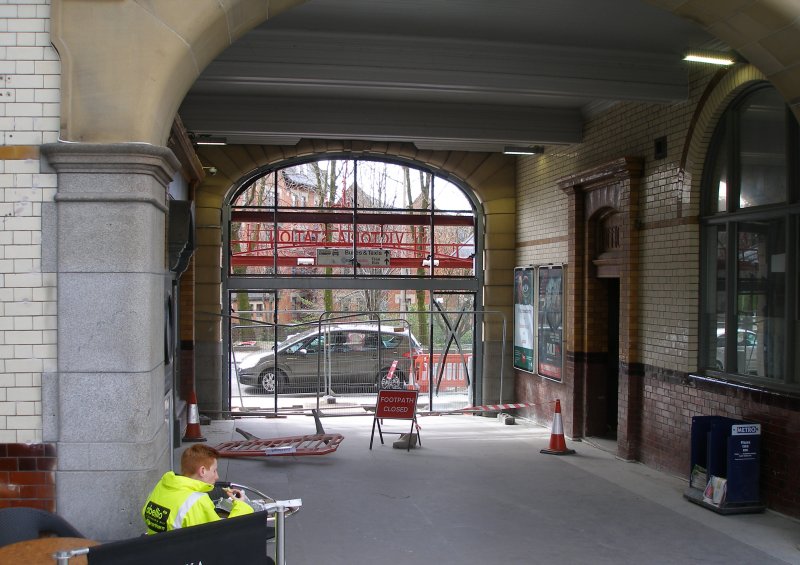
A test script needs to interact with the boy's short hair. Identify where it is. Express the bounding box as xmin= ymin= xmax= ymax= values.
xmin=180 ymin=444 xmax=220 ymax=476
